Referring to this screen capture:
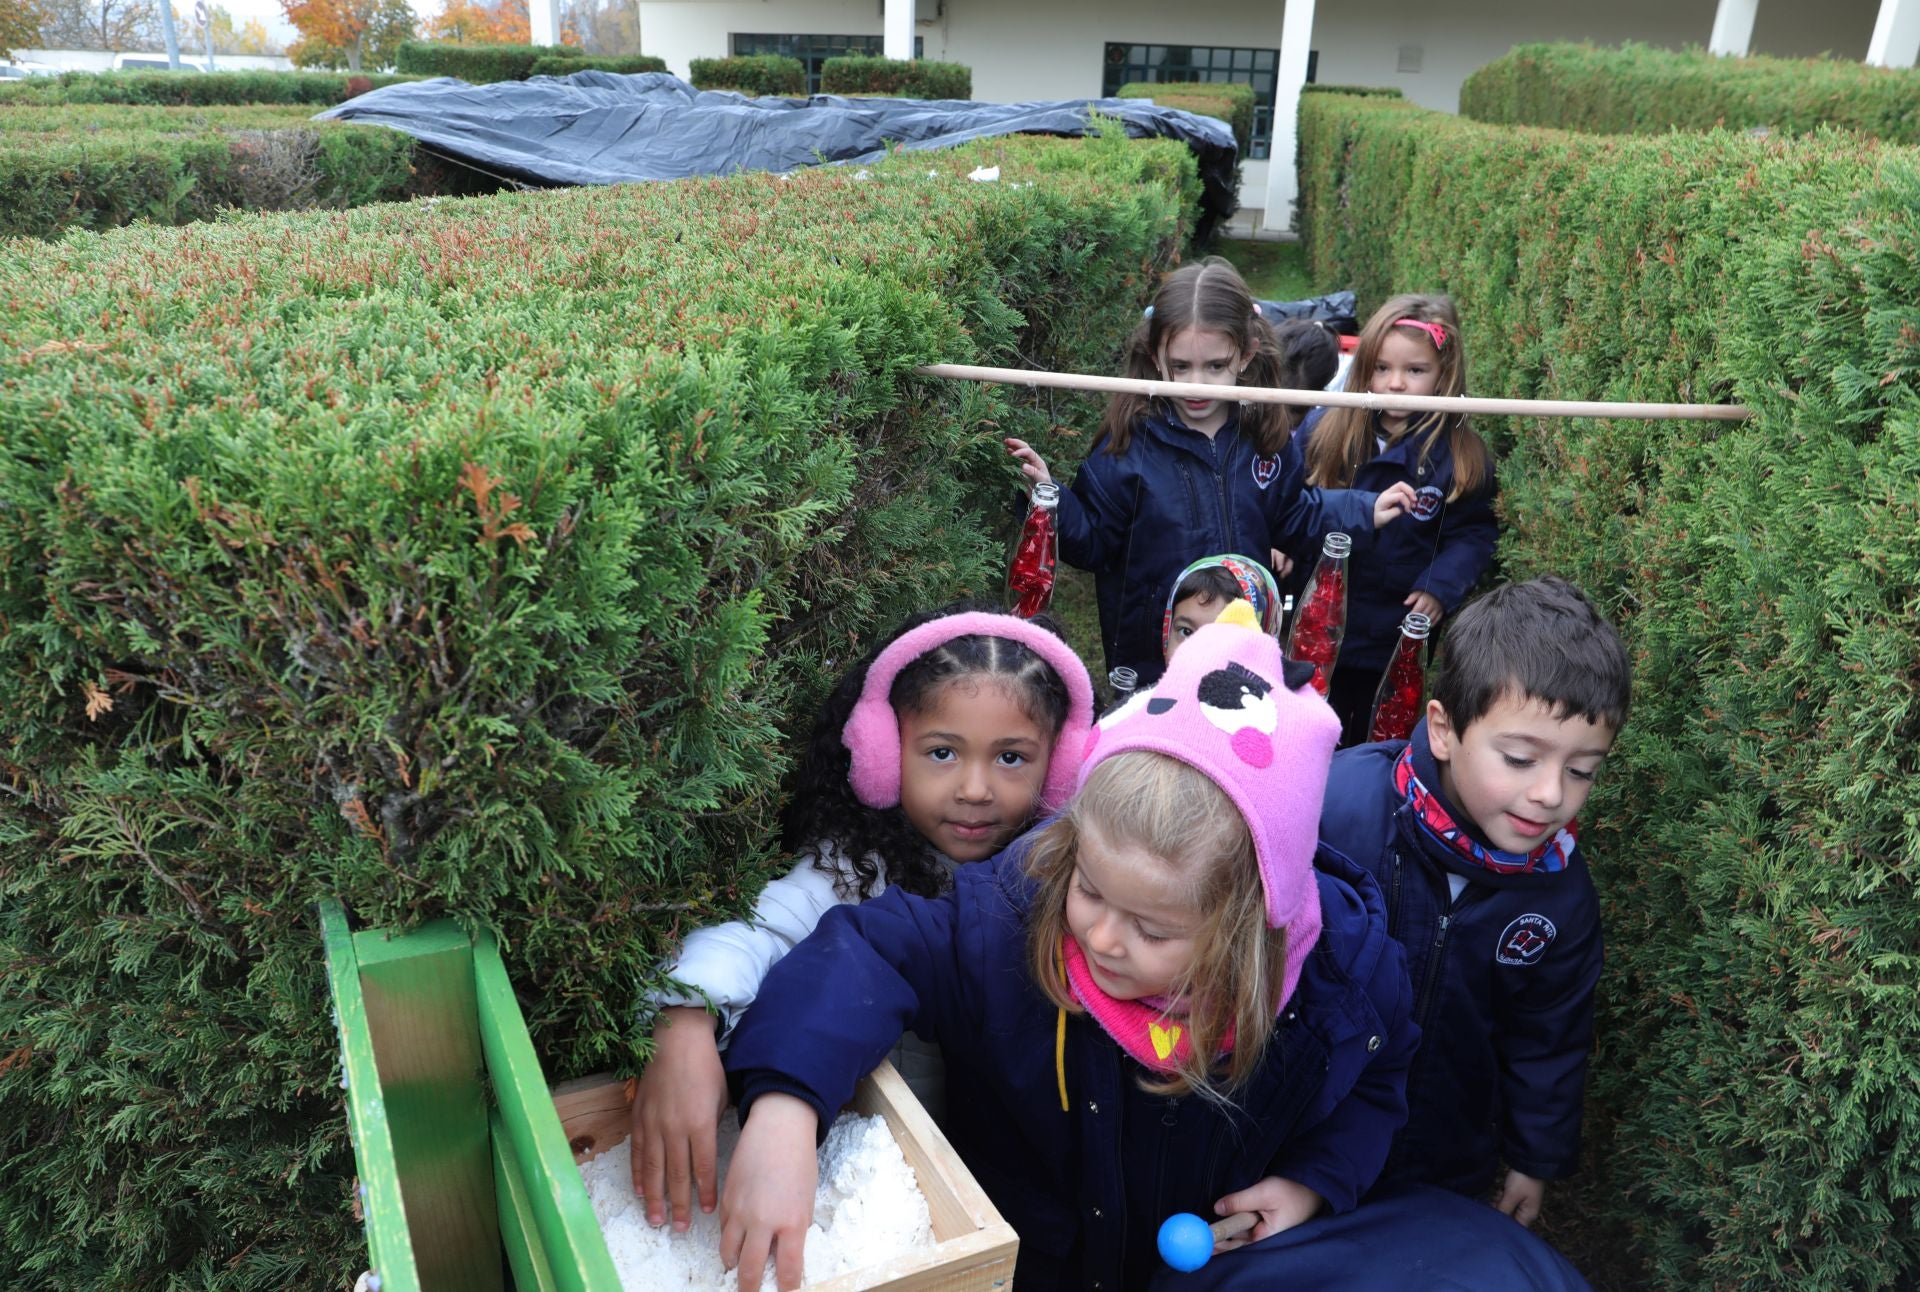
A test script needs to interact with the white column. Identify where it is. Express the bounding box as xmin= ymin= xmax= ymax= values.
xmin=1868 ymin=0 xmax=1920 ymax=66
xmin=884 ymin=0 xmax=914 ymax=60
xmin=529 ymin=0 xmax=562 ymax=46
xmin=1263 ymin=0 xmax=1316 ymax=232
xmin=1708 ymin=0 xmax=1759 ymax=56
